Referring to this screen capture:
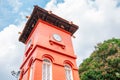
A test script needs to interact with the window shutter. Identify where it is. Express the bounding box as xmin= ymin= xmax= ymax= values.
xmin=65 ymin=65 xmax=73 ymax=80
xmin=42 ymin=64 xmax=46 ymax=80
xmin=42 ymin=59 xmax=51 ymax=80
